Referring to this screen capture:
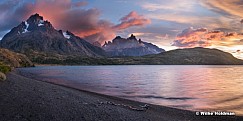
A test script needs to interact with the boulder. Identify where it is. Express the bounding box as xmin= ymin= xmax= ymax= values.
xmin=0 ymin=72 xmax=6 ymax=81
